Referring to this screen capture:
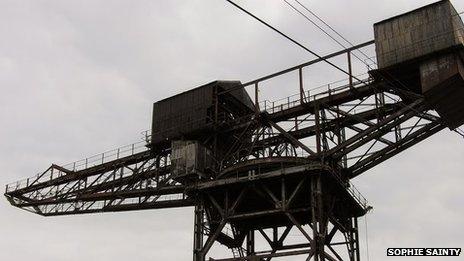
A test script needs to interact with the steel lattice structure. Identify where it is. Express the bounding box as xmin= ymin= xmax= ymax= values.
xmin=5 ymin=39 xmax=452 ymax=261
xmin=5 ymin=1 xmax=464 ymax=258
